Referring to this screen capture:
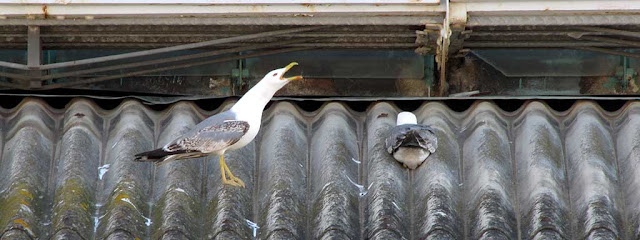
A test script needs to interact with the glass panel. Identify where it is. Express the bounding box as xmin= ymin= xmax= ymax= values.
xmin=473 ymin=49 xmax=619 ymax=77
xmin=0 ymin=50 xmax=27 ymax=75
xmin=0 ymin=50 xmax=27 ymax=64
xmin=245 ymin=50 xmax=424 ymax=79
xmin=48 ymin=49 xmax=237 ymax=76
